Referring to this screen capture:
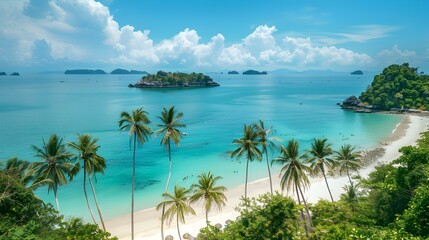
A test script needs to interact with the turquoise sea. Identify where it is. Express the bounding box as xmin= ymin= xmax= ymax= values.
xmin=0 ymin=72 xmax=401 ymax=221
